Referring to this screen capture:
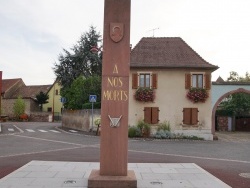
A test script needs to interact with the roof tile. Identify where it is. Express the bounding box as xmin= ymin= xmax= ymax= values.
xmin=130 ymin=37 xmax=218 ymax=70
